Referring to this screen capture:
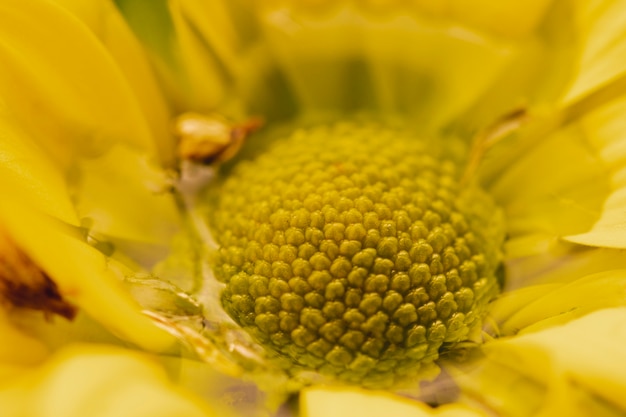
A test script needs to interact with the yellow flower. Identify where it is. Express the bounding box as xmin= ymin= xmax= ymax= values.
xmin=2 ymin=0 xmax=626 ymax=416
